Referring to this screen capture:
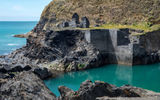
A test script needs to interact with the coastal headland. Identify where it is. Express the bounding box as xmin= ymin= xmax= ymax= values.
xmin=1 ymin=0 xmax=160 ymax=99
